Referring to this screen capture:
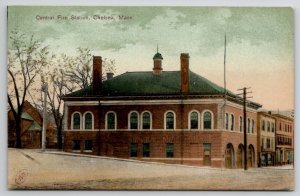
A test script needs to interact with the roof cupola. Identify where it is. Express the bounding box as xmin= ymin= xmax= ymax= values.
xmin=153 ymin=45 xmax=163 ymax=75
